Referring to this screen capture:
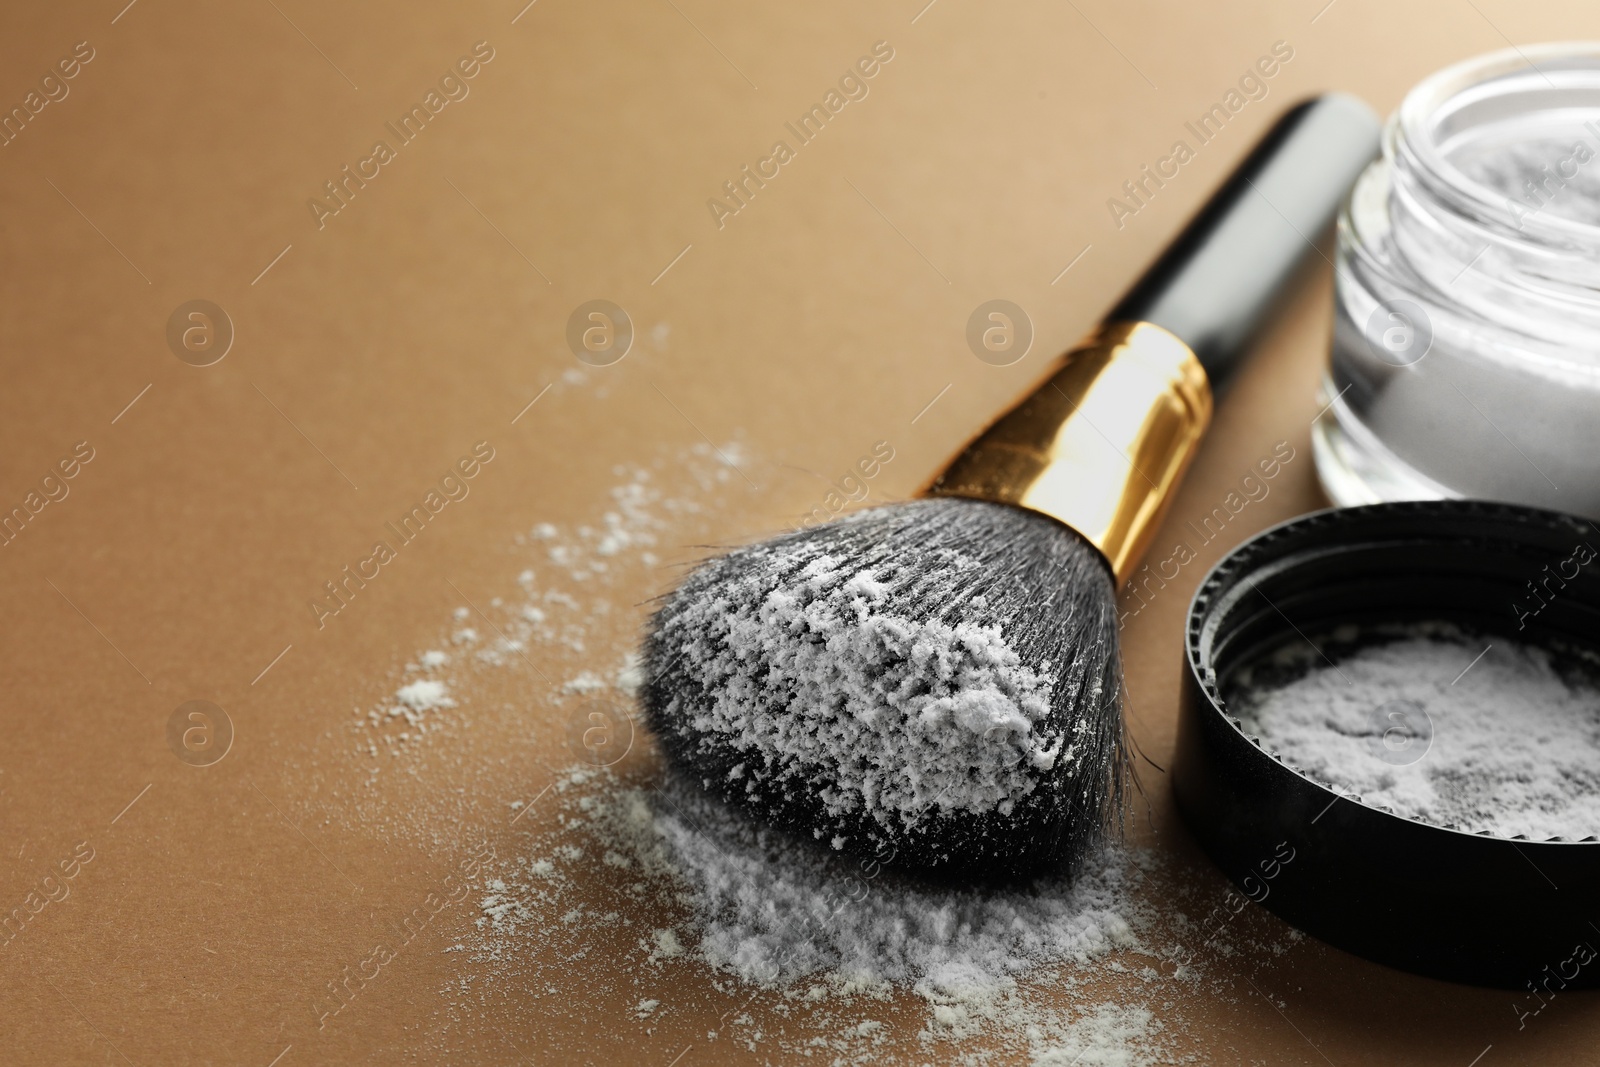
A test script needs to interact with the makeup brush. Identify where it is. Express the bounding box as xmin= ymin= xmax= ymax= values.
xmin=644 ymin=95 xmax=1381 ymax=880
